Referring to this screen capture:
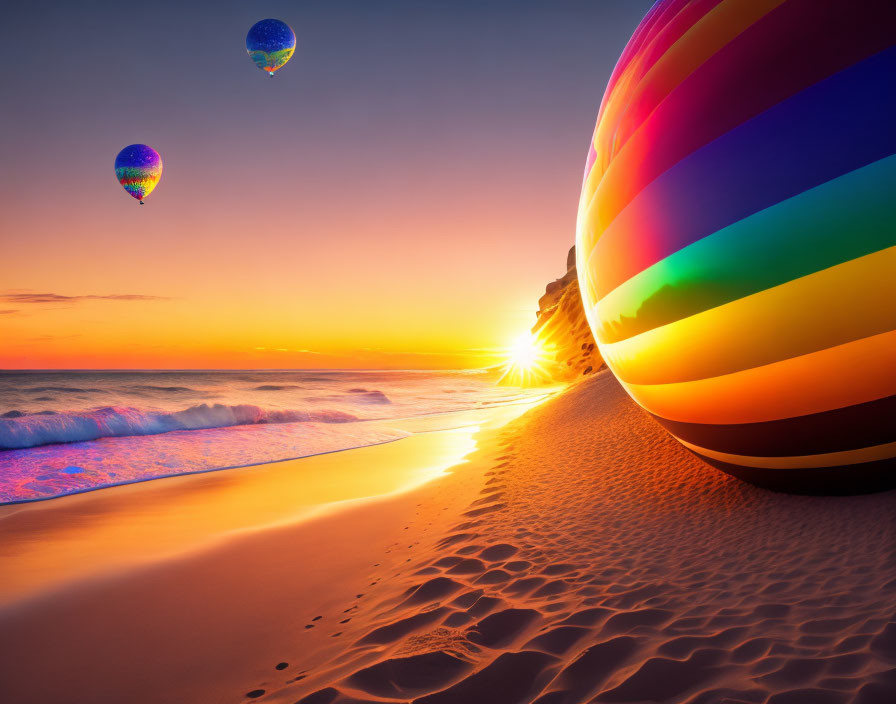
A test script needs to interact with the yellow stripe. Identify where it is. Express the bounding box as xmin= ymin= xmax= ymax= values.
xmin=677 ymin=436 xmax=896 ymax=469
xmin=599 ymin=246 xmax=896 ymax=386
xmin=620 ymin=329 xmax=896 ymax=425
